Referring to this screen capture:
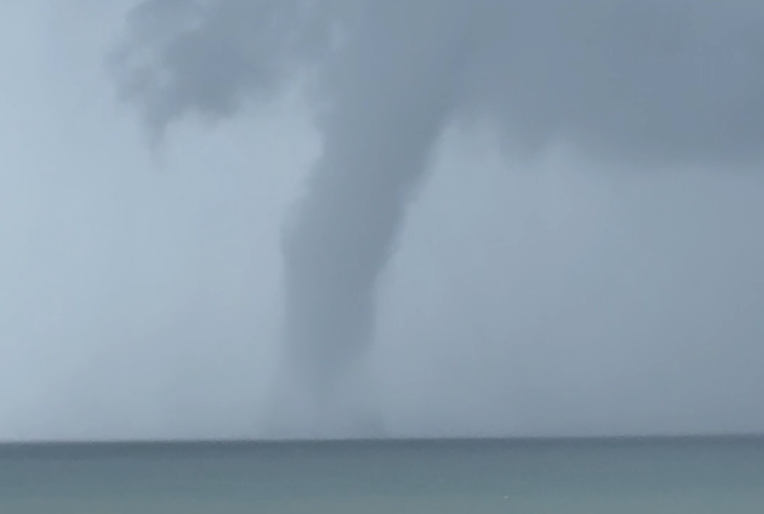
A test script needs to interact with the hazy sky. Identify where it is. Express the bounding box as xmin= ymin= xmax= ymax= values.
xmin=1 ymin=0 xmax=764 ymax=441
